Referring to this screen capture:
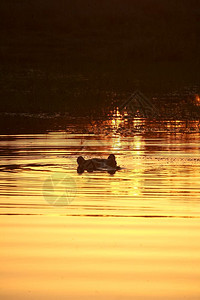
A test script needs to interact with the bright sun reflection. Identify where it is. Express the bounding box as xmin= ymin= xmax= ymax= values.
xmin=110 ymin=107 xmax=147 ymax=132
xmin=112 ymin=135 xmax=122 ymax=151
xmin=111 ymin=107 xmax=123 ymax=128
xmin=195 ymin=94 xmax=200 ymax=106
